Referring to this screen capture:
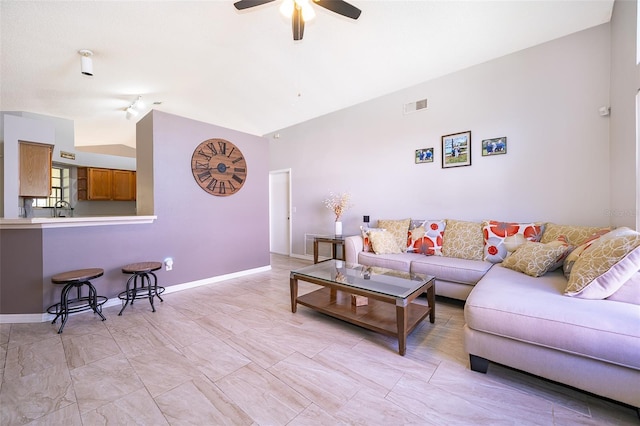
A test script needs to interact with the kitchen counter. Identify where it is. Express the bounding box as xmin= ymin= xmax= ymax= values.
xmin=0 ymin=215 xmax=157 ymax=229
